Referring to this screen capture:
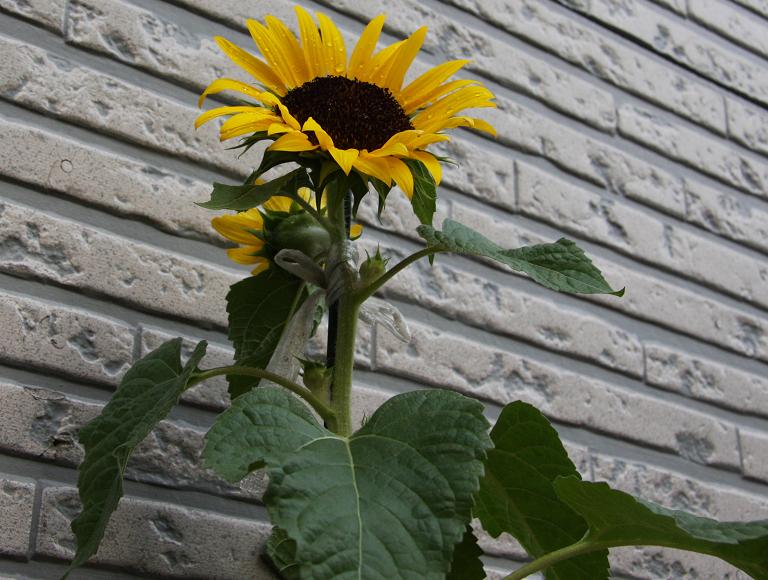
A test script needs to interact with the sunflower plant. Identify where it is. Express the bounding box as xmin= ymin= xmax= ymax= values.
xmin=64 ymin=9 xmax=768 ymax=580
